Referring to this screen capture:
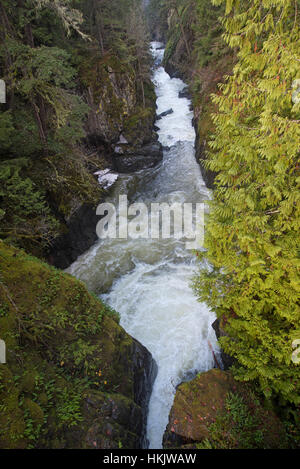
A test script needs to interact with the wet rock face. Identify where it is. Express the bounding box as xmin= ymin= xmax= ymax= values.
xmin=132 ymin=339 xmax=158 ymax=448
xmin=0 ymin=243 xmax=158 ymax=449
xmin=164 ymin=62 xmax=181 ymax=79
xmin=194 ymin=123 xmax=217 ymax=190
xmin=48 ymin=203 xmax=101 ymax=269
xmin=84 ymin=64 xmax=137 ymax=144
xmin=113 ymin=142 xmax=163 ymax=173
xmin=163 ymin=369 xmax=287 ymax=449
xmin=212 ymin=318 xmax=235 ymax=370
xmin=156 ymin=108 xmax=174 ymax=120
xmin=67 ymin=339 xmax=157 ymax=449
xmin=82 ymin=392 xmax=143 ymax=449
xmin=178 ymin=87 xmax=190 ymax=99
